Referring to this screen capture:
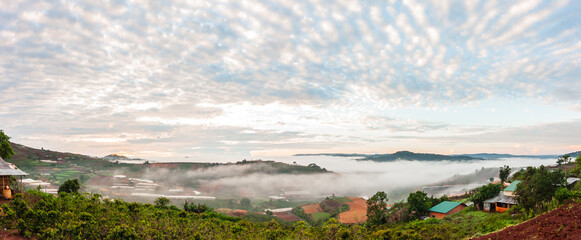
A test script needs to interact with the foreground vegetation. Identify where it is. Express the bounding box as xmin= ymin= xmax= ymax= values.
xmin=2 ymin=187 xmax=578 ymax=239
